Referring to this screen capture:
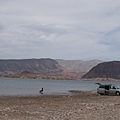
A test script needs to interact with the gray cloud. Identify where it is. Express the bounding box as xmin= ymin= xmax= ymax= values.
xmin=101 ymin=27 xmax=120 ymax=49
xmin=0 ymin=0 xmax=120 ymax=60
xmin=0 ymin=24 xmax=4 ymax=32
